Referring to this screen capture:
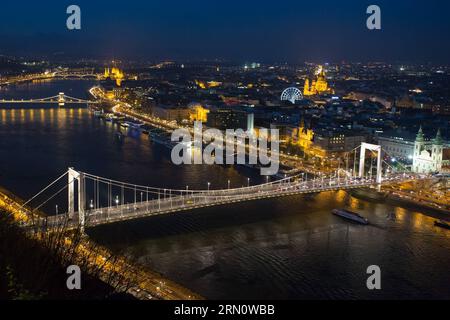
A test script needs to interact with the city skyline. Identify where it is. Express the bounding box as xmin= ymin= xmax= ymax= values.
xmin=0 ymin=0 xmax=449 ymax=308
xmin=1 ymin=1 xmax=450 ymax=63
